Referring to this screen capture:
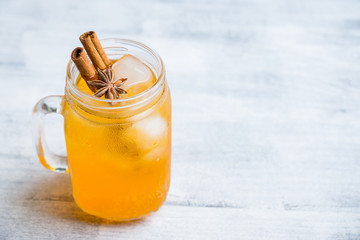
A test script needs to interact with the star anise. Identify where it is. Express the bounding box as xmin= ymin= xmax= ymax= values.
xmin=87 ymin=67 xmax=127 ymax=100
